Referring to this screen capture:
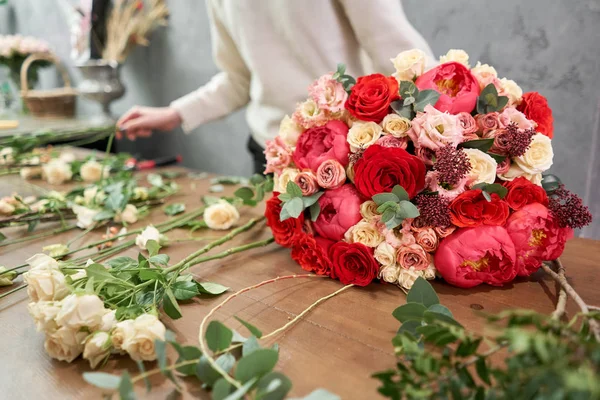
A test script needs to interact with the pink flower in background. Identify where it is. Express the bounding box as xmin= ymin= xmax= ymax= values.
xmin=499 ymin=108 xmax=535 ymax=131
xmin=308 ymin=73 xmax=348 ymax=113
xmin=294 ymin=171 xmax=319 ymax=196
xmin=376 ymin=135 xmax=408 ymax=149
xmin=316 ymin=159 xmax=346 ymax=189
xmin=293 ymin=120 xmax=350 ymax=172
xmin=397 ymin=243 xmax=431 ymax=271
xmin=264 ymin=137 xmax=292 ymax=175
xmin=457 ymin=112 xmax=478 ymax=140
xmin=407 ymin=105 xmax=464 ymax=150
xmin=313 ymin=184 xmax=362 ymax=241
xmin=496 ymin=158 xmax=511 ymax=175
